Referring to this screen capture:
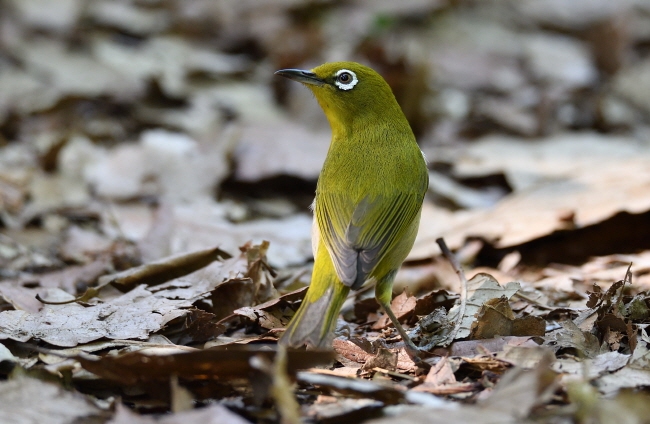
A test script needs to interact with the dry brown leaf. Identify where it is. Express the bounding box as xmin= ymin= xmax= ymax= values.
xmin=451 ymin=336 xmax=540 ymax=358
xmin=233 ymin=121 xmax=330 ymax=182
xmin=447 ymin=273 xmax=521 ymax=340
xmin=231 ymin=286 xmax=308 ymax=331
xmin=297 ymin=371 xmax=406 ymax=405
xmin=181 ymin=308 xmax=226 ymax=343
xmin=306 ymin=366 xmax=361 ymax=378
xmin=233 ymin=306 xmax=285 ymax=330
xmin=470 ymin=297 xmax=546 ymax=339
xmin=413 ymin=134 xmax=650 ymax=255
xmin=0 ymin=285 xmax=203 ymax=346
xmin=76 ymin=345 xmax=334 ymax=385
xmin=169 ymin=202 xmax=313 ymax=268
xmin=395 ymin=348 xmax=420 ymax=372
xmin=105 ymin=245 xmax=231 ymax=292
xmin=413 ymin=289 xmax=459 ymax=317
xmin=462 ymin=356 xmax=512 ymax=375
xmin=108 ymin=402 xmax=252 ymax=424
xmin=553 ymin=351 xmax=629 ymax=380
xmin=372 ymin=291 xmax=417 ymax=330
xmin=211 ymin=278 xmax=256 ymax=321
xmin=362 ymin=347 xmax=398 ymax=372
xmin=0 ymin=376 xmax=101 ymax=424
xmin=480 ymin=352 xmax=558 ymax=417
xmin=544 ymin=320 xmax=600 ymax=358
xmin=497 ymin=345 xmax=554 ymax=369
xmin=597 ymin=366 xmax=650 ymax=397
xmin=306 ymin=397 xmax=383 ymax=423
xmin=423 ymin=356 xmax=456 ymax=386
xmin=412 ymin=358 xmax=479 ymax=395
xmin=332 ymin=338 xmax=374 ymax=365
xmin=367 ymin=354 xmax=556 ymax=424
xmin=366 ymin=406 xmax=511 ymax=424
xmin=0 ymin=284 xmax=45 ymax=314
